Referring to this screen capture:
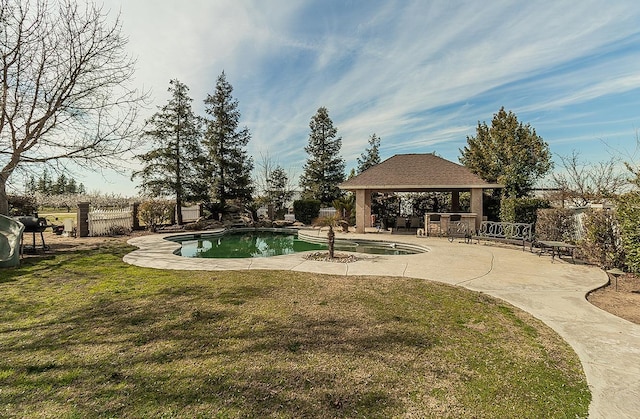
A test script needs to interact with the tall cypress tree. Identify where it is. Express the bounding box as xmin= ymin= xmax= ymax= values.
xmin=133 ymin=79 xmax=205 ymax=225
xmin=300 ymin=107 xmax=345 ymax=204
xmin=203 ymin=72 xmax=254 ymax=206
